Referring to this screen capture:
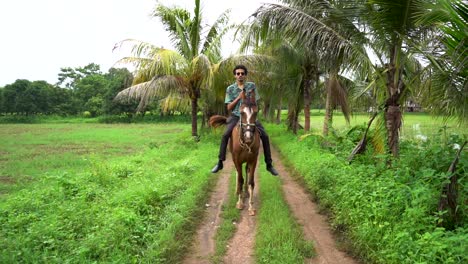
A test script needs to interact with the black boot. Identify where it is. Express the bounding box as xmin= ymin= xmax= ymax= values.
xmin=211 ymin=160 xmax=223 ymax=173
xmin=266 ymin=164 xmax=279 ymax=176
